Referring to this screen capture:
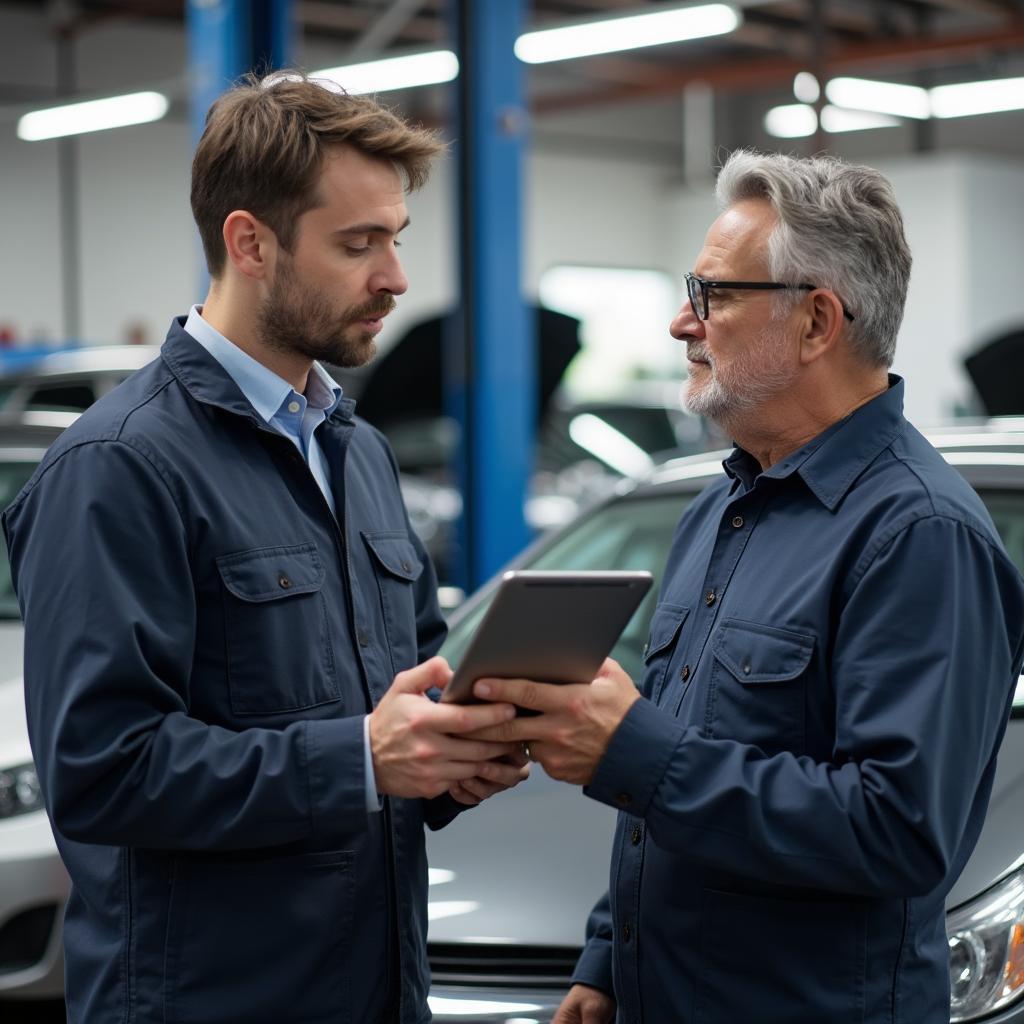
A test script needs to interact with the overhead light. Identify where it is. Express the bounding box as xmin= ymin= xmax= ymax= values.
xmin=17 ymin=91 xmax=169 ymax=141
xmin=930 ymin=76 xmax=1024 ymax=118
xmin=825 ymin=77 xmax=929 ymax=119
xmin=763 ymin=103 xmax=817 ymax=138
xmin=820 ymin=105 xmax=901 ymax=132
xmin=514 ymin=3 xmax=741 ymax=64
xmin=763 ymin=103 xmax=900 ymax=138
xmin=312 ymin=50 xmax=459 ymax=95
xmin=792 ymin=72 xmax=820 ymax=104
